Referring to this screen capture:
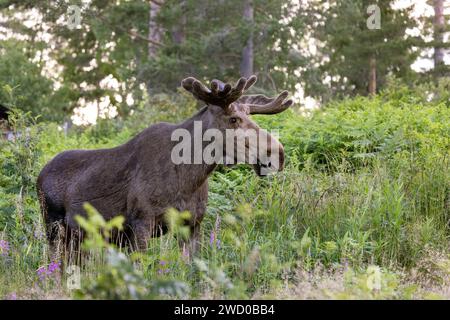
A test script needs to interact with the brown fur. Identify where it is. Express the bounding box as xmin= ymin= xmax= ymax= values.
xmin=37 ymin=75 xmax=292 ymax=258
